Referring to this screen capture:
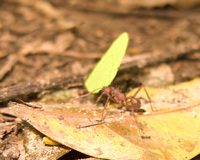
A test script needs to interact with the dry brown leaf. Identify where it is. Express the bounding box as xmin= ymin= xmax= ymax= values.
xmin=10 ymin=78 xmax=200 ymax=159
